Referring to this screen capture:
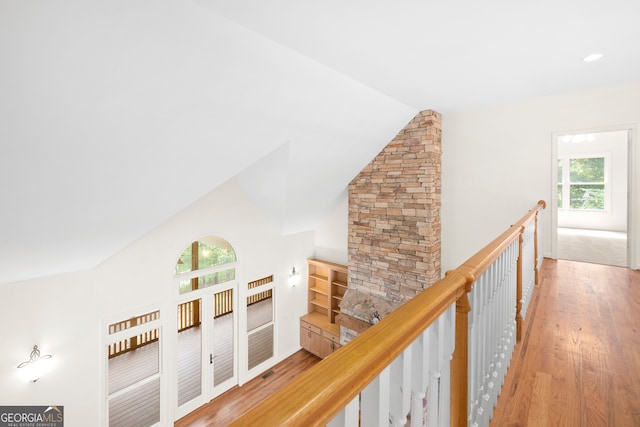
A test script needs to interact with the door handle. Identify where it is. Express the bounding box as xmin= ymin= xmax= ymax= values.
xmin=210 ymin=354 xmax=215 ymax=364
